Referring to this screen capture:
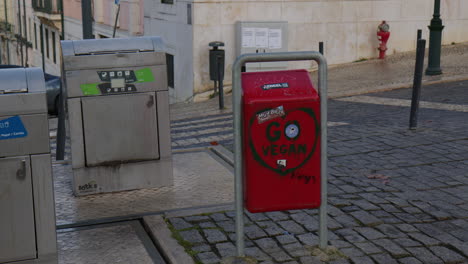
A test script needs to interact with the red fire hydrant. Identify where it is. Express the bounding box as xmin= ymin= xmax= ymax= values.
xmin=377 ymin=21 xmax=390 ymax=59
